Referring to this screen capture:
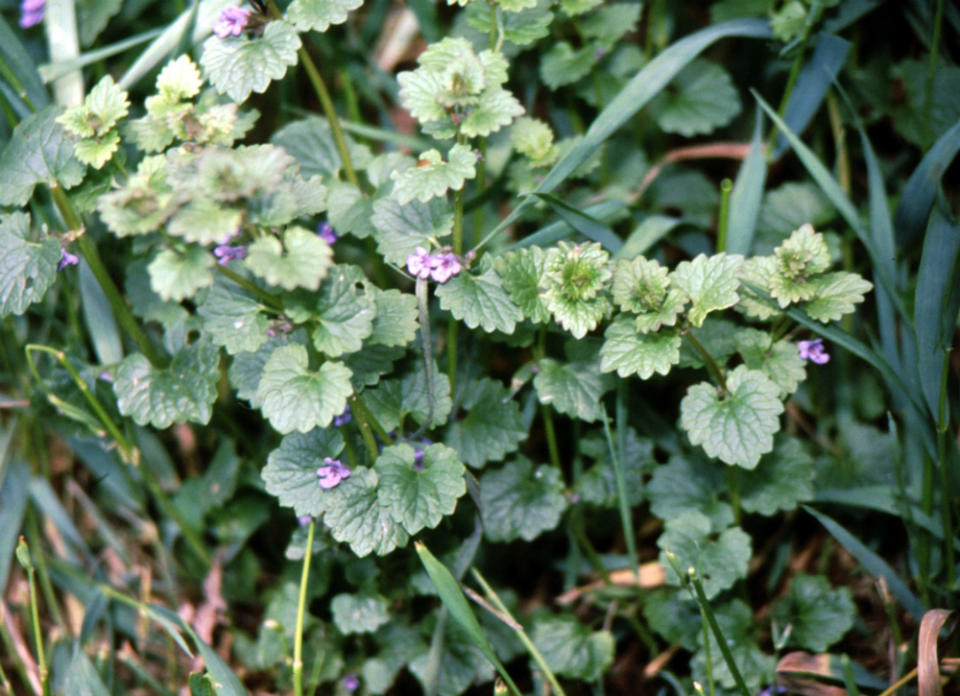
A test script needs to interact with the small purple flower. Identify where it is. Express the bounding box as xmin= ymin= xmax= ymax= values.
xmin=406 ymin=246 xmax=433 ymax=279
xmin=57 ymin=248 xmax=79 ymax=271
xmin=298 ymin=515 xmax=313 ymax=526
xmin=342 ymin=674 xmax=360 ymax=692
xmin=19 ymin=0 xmax=45 ymax=28
xmin=213 ymin=6 xmax=251 ymax=38
xmin=333 ymin=404 xmax=352 ymax=427
xmin=429 ymin=252 xmax=462 ymax=283
xmin=318 ymin=222 xmax=338 ymax=245
xmin=317 ymin=457 xmax=351 ymax=489
xmin=797 ymin=338 xmax=830 ymax=365
xmin=213 ymin=244 xmax=247 ymax=265
xmin=413 ymin=448 xmax=426 ymax=471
